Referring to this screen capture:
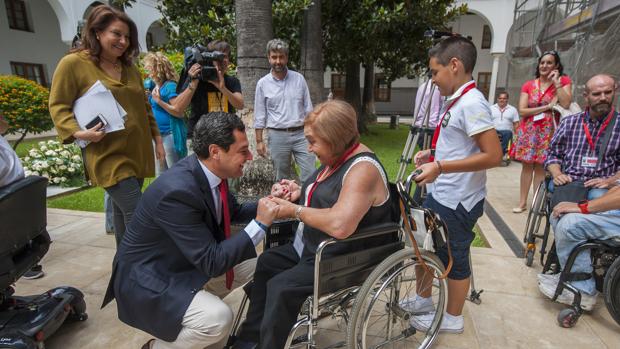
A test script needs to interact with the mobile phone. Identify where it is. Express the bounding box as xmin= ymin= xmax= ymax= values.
xmin=85 ymin=114 xmax=108 ymax=129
